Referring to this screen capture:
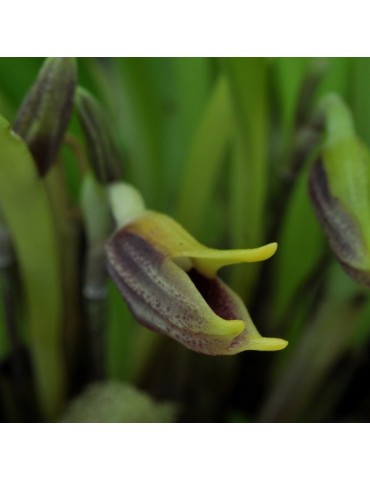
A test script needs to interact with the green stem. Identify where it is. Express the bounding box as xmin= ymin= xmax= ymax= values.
xmin=44 ymin=163 xmax=82 ymax=386
xmin=80 ymin=174 xmax=113 ymax=380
